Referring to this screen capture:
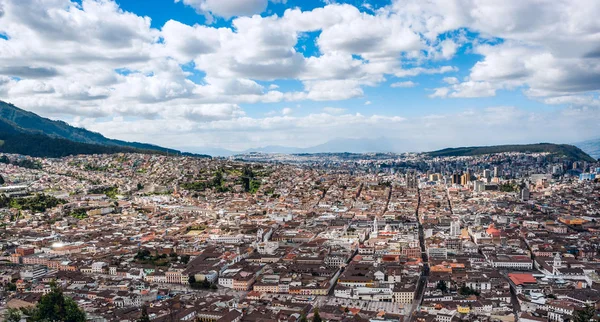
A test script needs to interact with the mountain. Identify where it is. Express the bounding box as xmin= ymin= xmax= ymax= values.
xmin=427 ymin=143 xmax=596 ymax=162
xmin=0 ymin=101 xmax=210 ymax=158
xmin=235 ymin=137 xmax=403 ymax=155
xmin=574 ymin=138 xmax=600 ymax=160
